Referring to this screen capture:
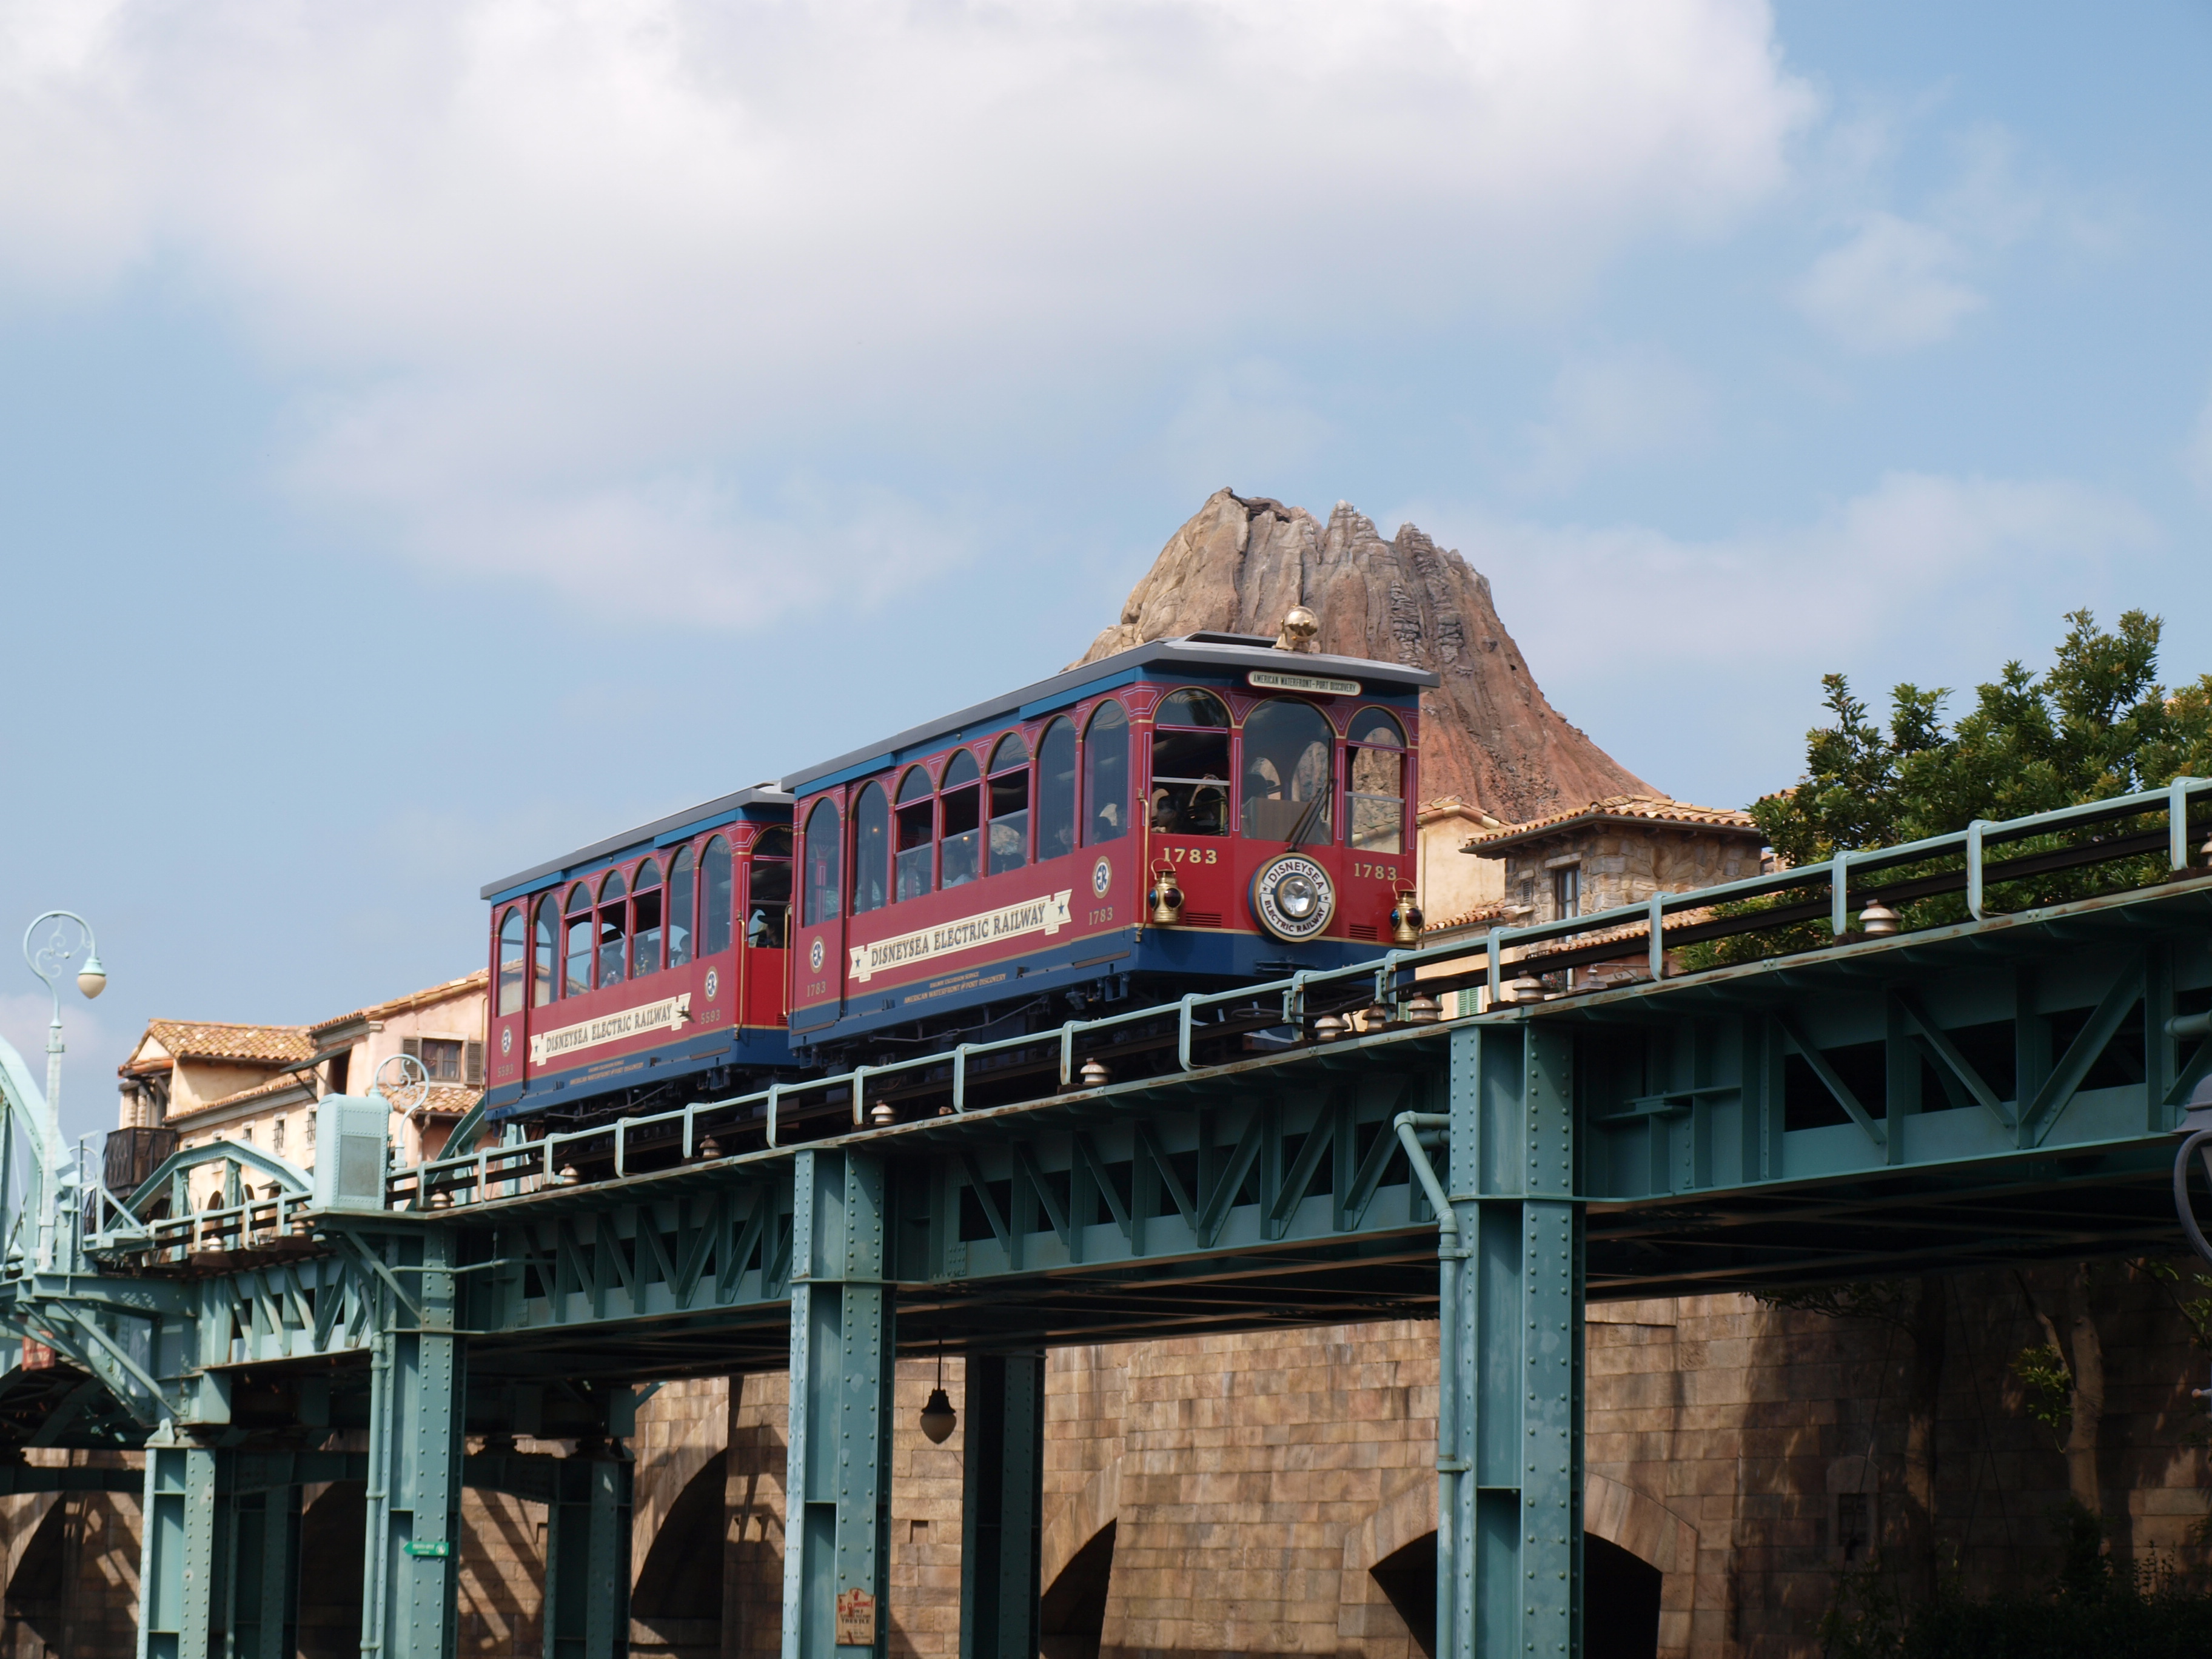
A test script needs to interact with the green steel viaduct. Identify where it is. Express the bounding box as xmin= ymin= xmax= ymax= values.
xmin=5 ymin=780 xmax=2212 ymax=1658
